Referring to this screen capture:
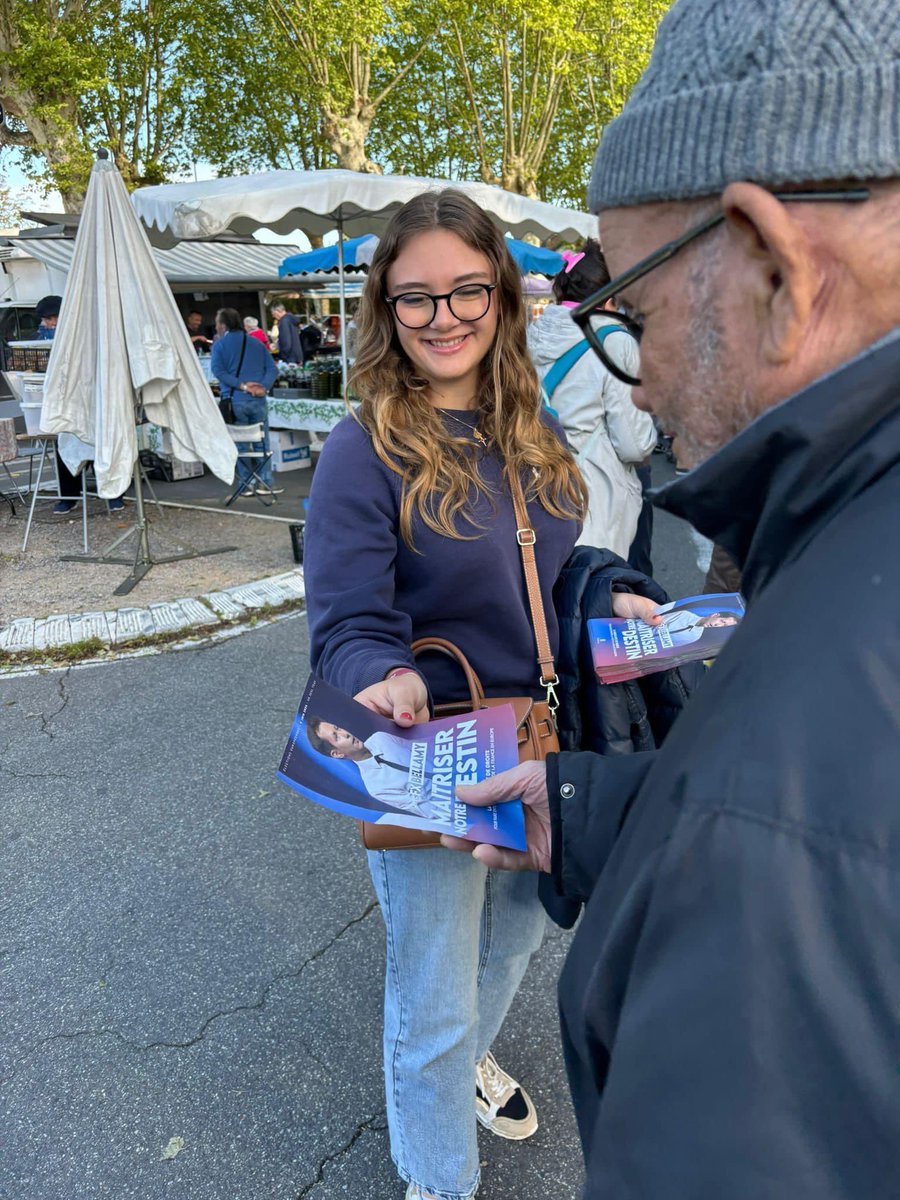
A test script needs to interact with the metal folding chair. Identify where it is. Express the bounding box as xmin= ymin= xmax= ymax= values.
xmin=223 ymin=422 xmax=276 ymax=507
